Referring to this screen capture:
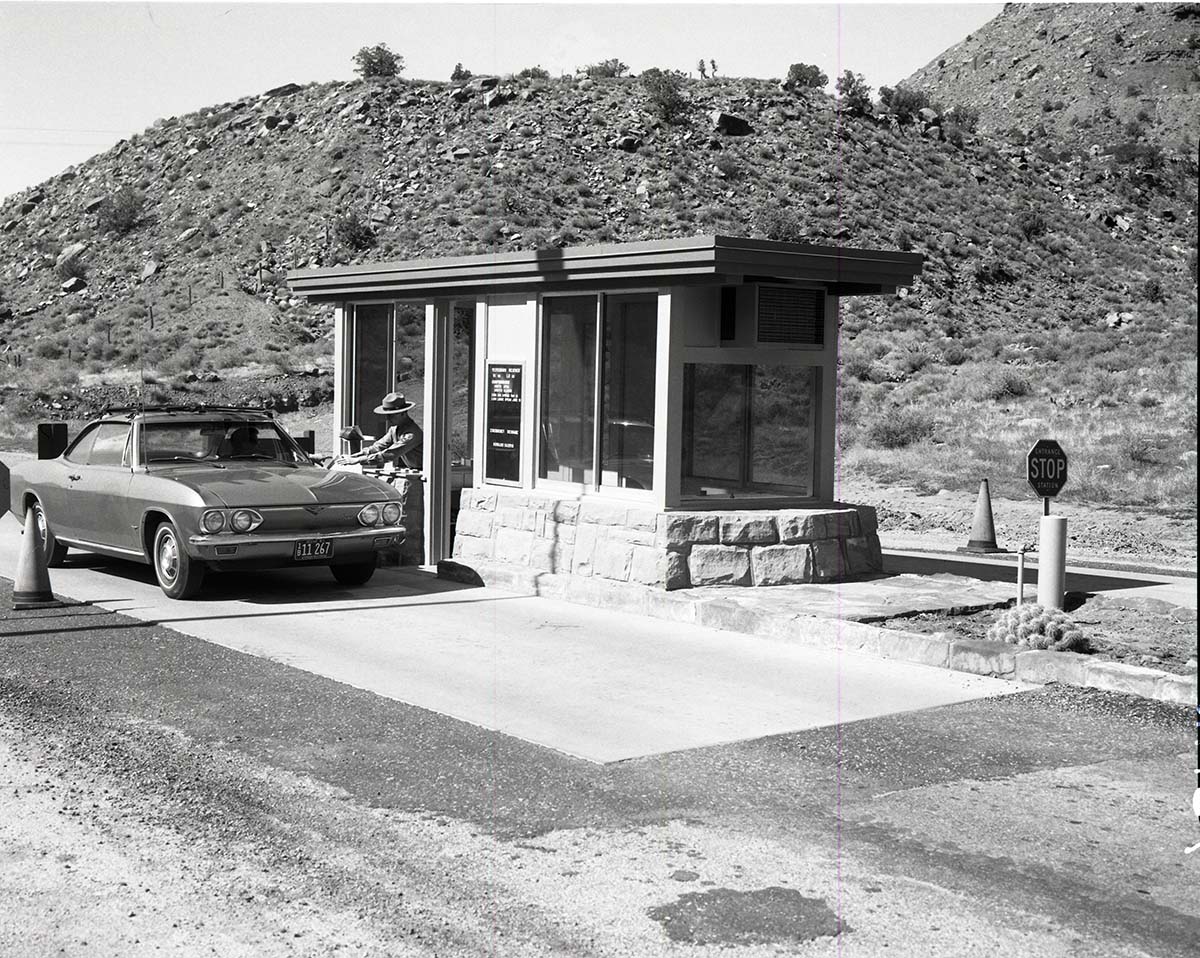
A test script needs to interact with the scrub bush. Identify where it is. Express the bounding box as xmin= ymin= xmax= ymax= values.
xmin=863 ymin=407 xmax=935 ymax=448
xmin=333 ymin=211 xmax=376 ymax=250
xmin=353 ymin=43 xmax=403 ymax=79
xmin=834 ymin=71 xmax=872 ymax=117
xmin=585 ymin=58 xmax=629 ymax=79
xmin=450 ymin=63 xmax=472 ymax=82
xmin=785 ymin=63 xmax=827 ymax=89
xmin=879 ymin=84 xmax=930 ymax=123
xmin=987 ymin=605 xmax=1089 ymax=652
xmin=97 ymin=186 xmax=145 ymax=235
xmin=641 ymin=68 xmax=688 ymax=123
